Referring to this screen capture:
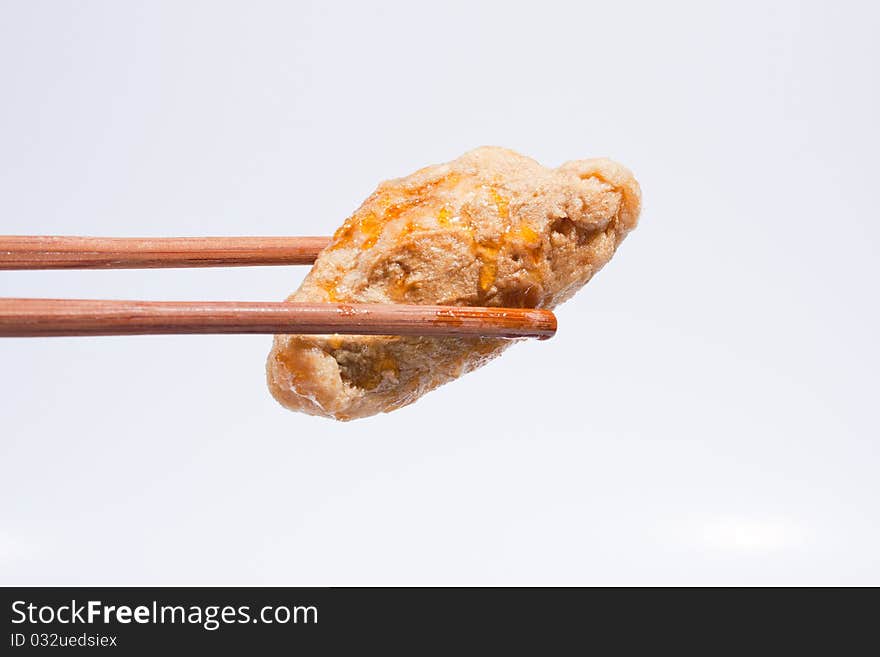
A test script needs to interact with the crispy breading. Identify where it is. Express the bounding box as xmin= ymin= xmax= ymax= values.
xmin=267 ymin=146 xmax=641 ymax=420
